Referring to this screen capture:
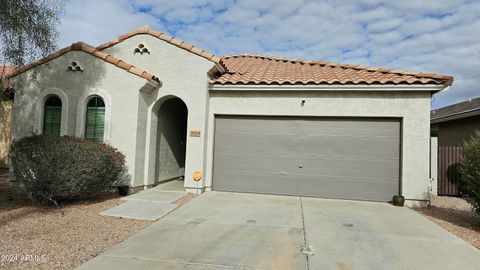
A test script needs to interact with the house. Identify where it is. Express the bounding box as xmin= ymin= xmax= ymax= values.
xmin=7 ymin=27 xmax=453 ymax=206
xmin=431 ymin=97 xmax=480 ymax=146
xmin=430 ymin=98 xmax=480 ymax=196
